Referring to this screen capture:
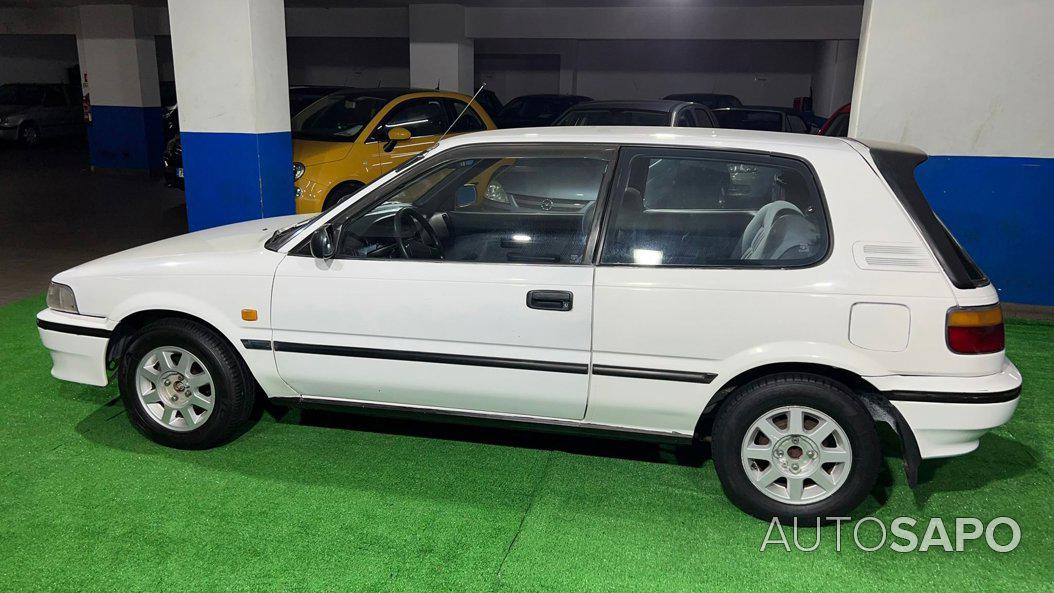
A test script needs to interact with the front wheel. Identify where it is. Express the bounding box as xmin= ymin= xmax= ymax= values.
xmin=321 ymin=181 xmax=364 ymax=212
xmin=711 ymin=373 xmax=880 ymax=523
xmin=118 ymin=318 xmax=256 ymax=449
